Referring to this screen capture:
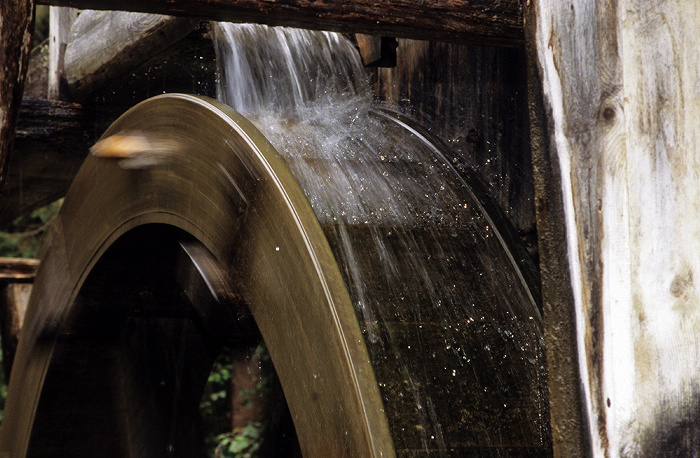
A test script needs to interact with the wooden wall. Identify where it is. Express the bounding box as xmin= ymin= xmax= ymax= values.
xmin=372 ymin=41 xmax=536 ymax=250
